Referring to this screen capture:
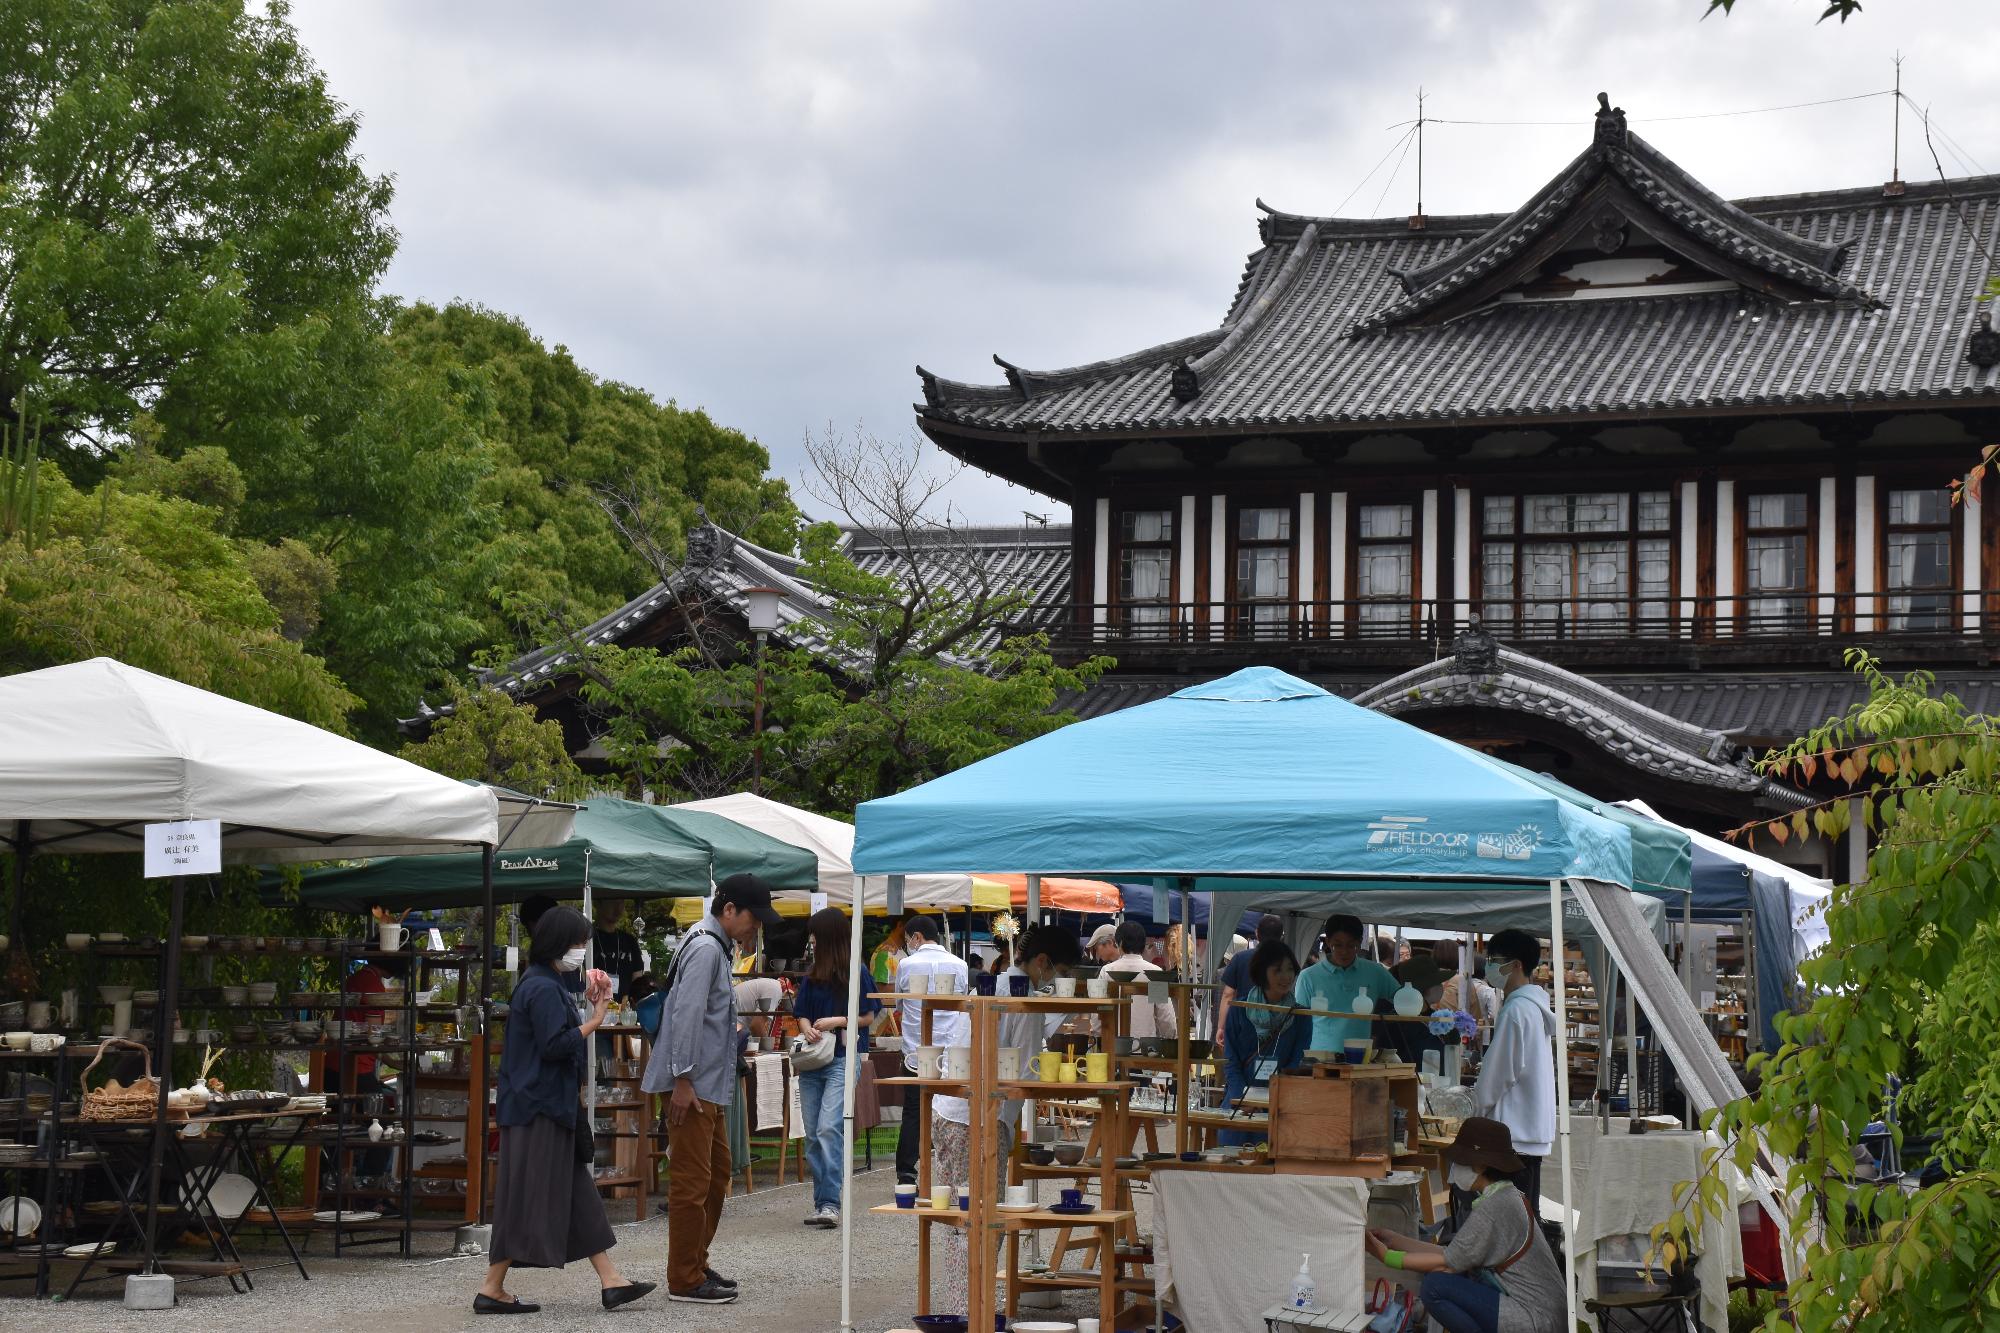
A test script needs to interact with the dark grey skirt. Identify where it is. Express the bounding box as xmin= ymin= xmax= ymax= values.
xmin=490 ymin=1112 xmax=616 ymax=1268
